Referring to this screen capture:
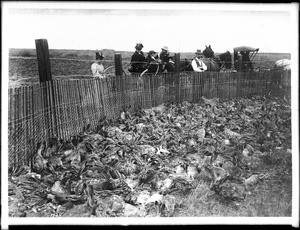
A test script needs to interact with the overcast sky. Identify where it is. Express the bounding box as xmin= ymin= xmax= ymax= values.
xmin=2 ymin=2 xmax=299 ymax=53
